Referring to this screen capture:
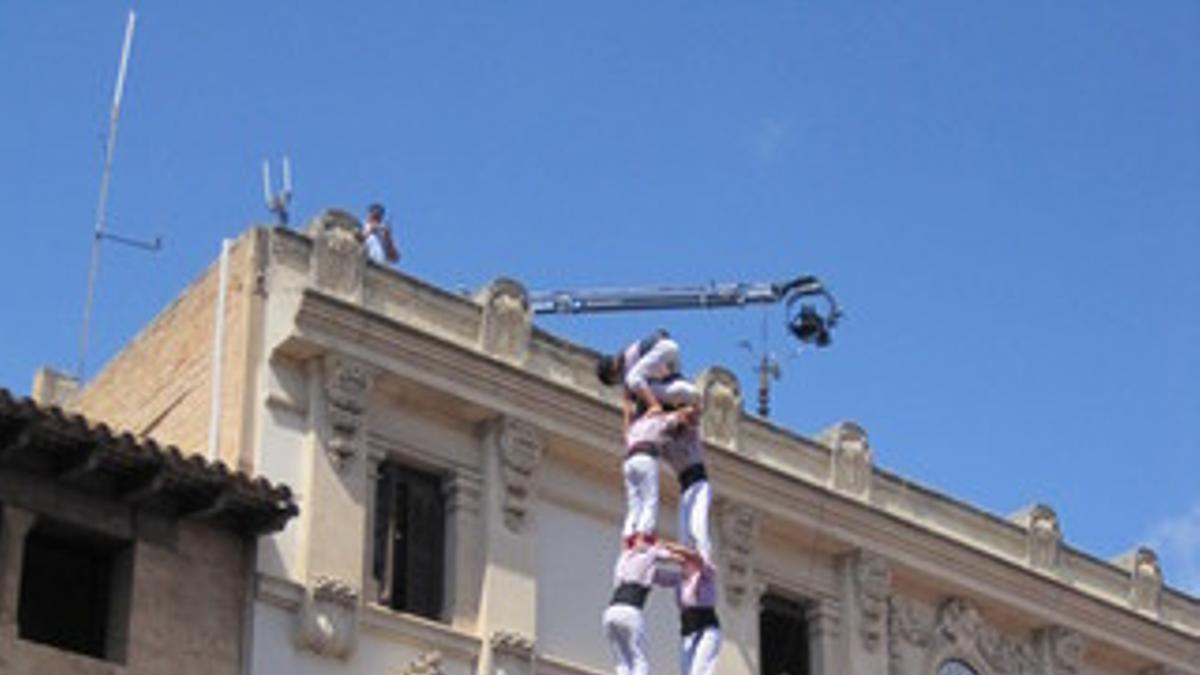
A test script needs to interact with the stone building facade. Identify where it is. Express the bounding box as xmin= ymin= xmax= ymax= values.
xmin=69 ymin=212 xmax=1199 ymax=674
xmin=0 ymin=388 xmax=296 ymax=675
